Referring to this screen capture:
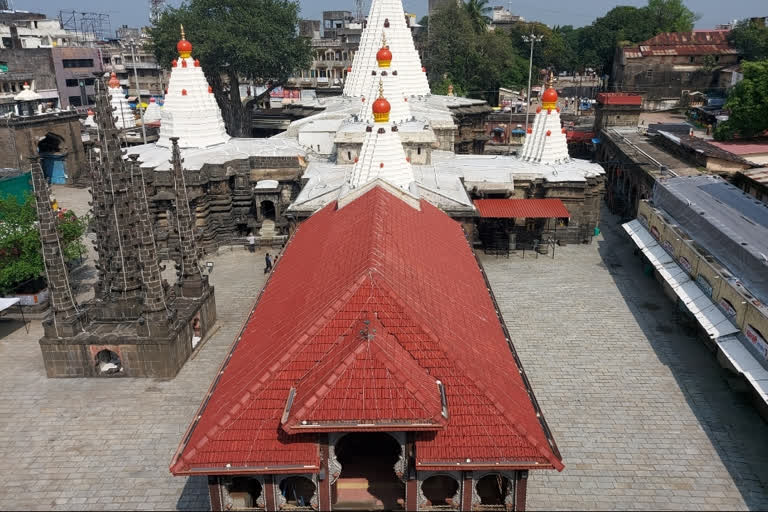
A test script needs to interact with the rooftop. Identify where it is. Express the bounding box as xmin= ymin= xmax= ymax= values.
xmin=623 ymin=30 xmax=738 ymax=58
xmin=171 ymin=186 xmax=563 ymax=475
